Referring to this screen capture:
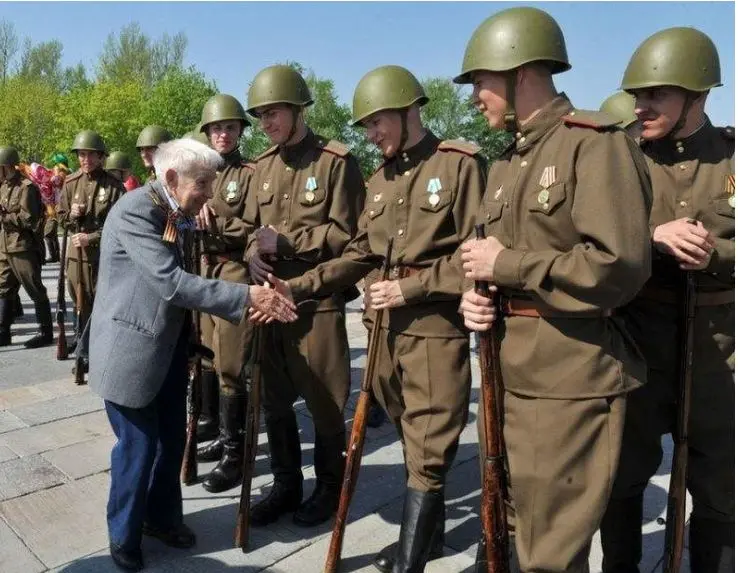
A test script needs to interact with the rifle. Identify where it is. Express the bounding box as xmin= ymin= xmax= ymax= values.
xmin=324 ymin=238 xmax=394 ymax=573
xmin=662 ymin=261 xmax=697 ymax=573
xmin=474 ymin=224 xmax=510 ymax=573
xmin=235 ymin=322 xmax=266 ymax=551
xmin=181 ymin=231 xmax=204 ymax=486
xmin=56 ymin=227 xmax=69 ymax=360
xmin=73 ymin=239 xmax=86 ymax=385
